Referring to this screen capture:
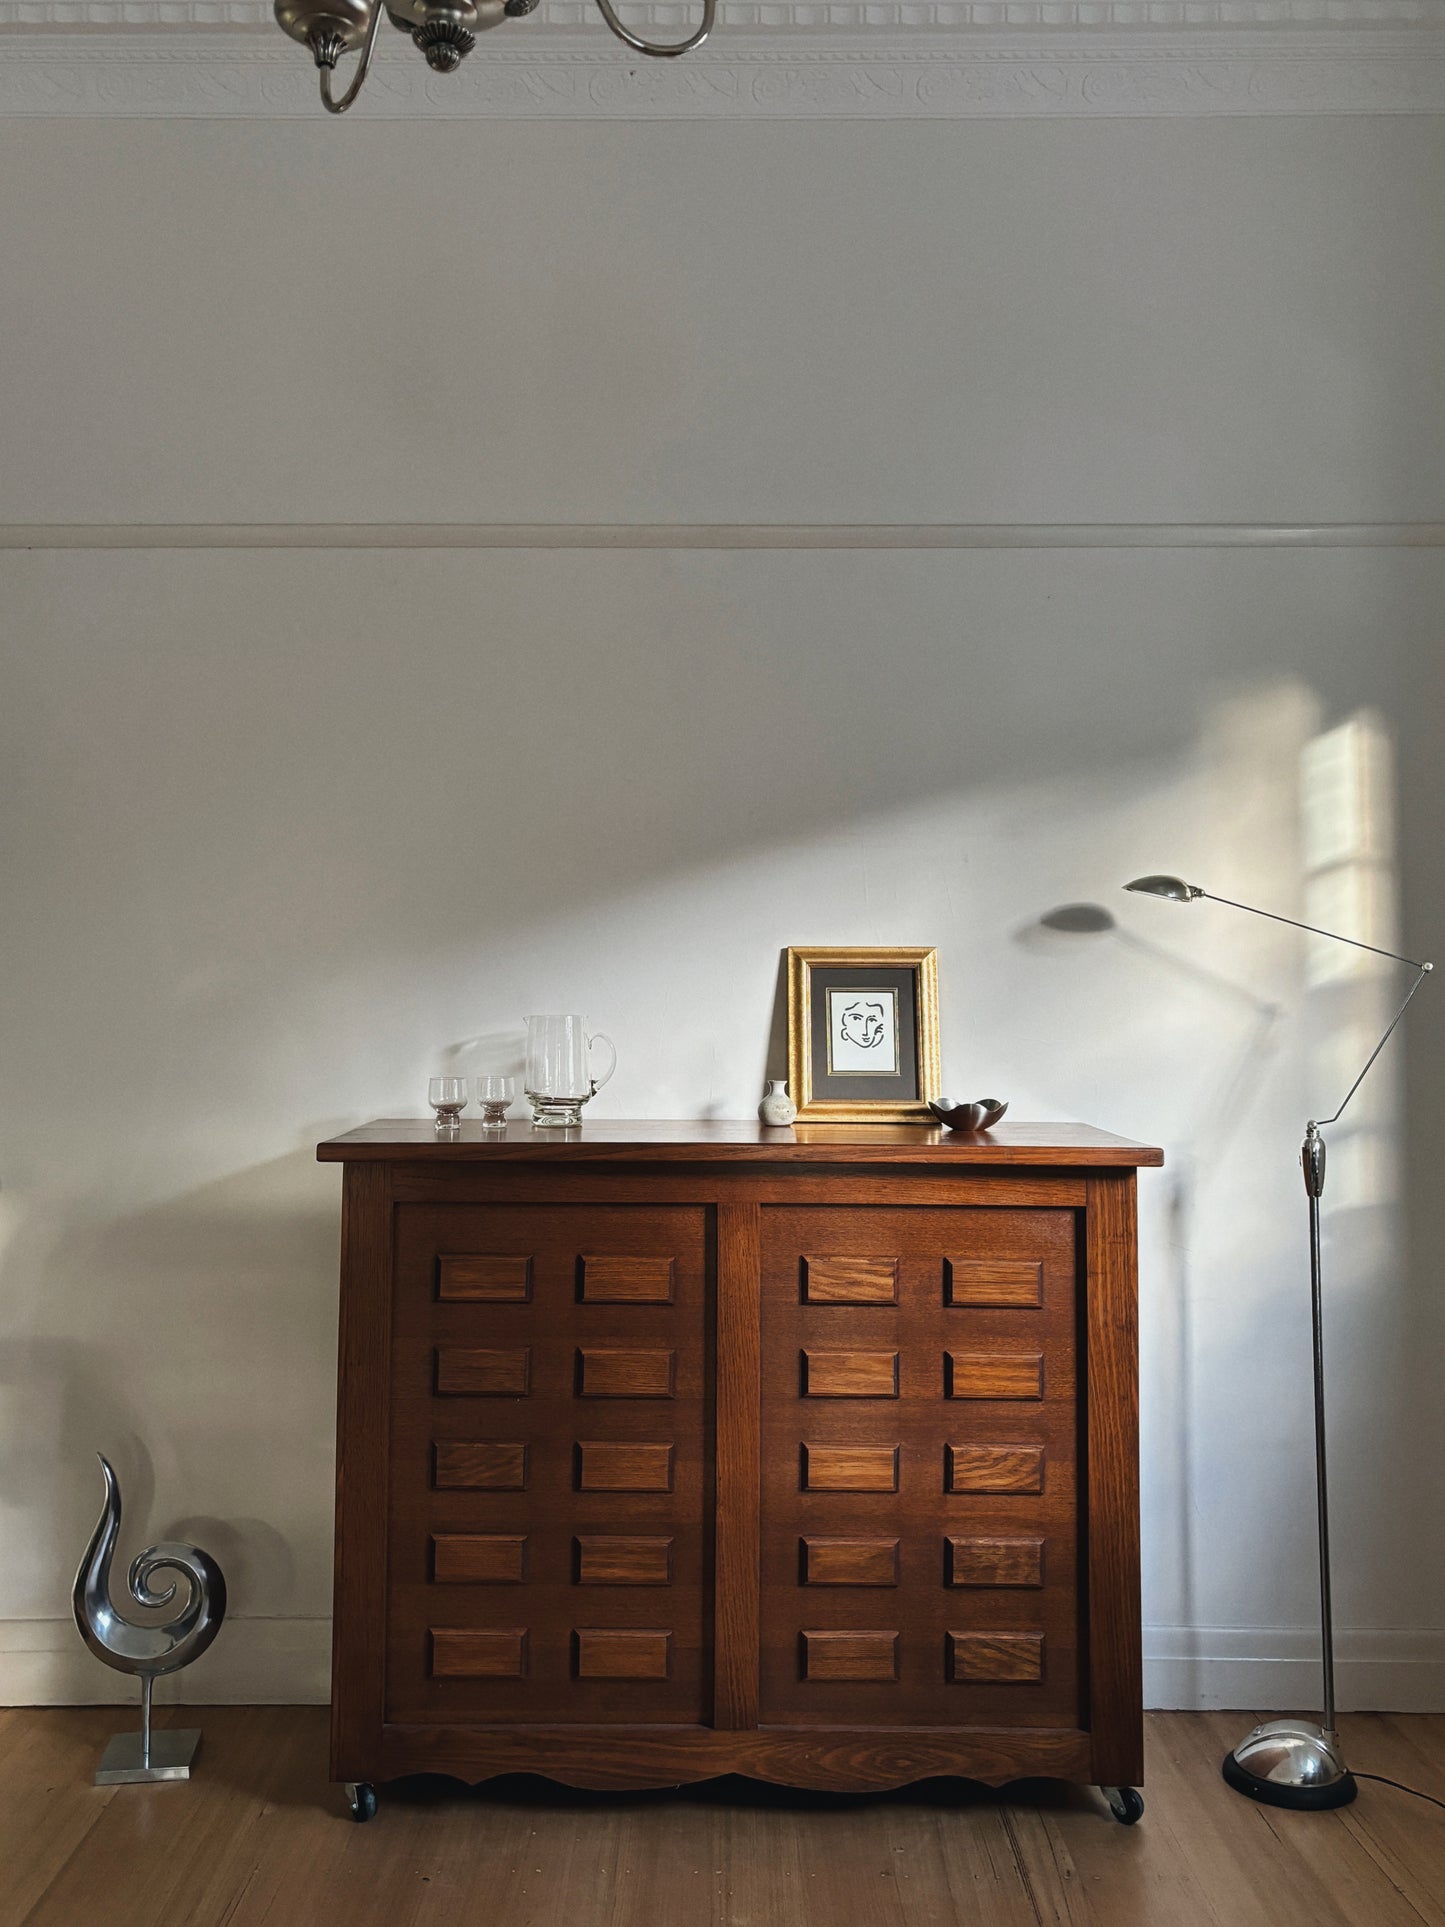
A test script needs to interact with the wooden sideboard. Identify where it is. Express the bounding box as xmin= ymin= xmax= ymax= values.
xmin=317 ymin=1120 xmax=1162 ymax=1824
